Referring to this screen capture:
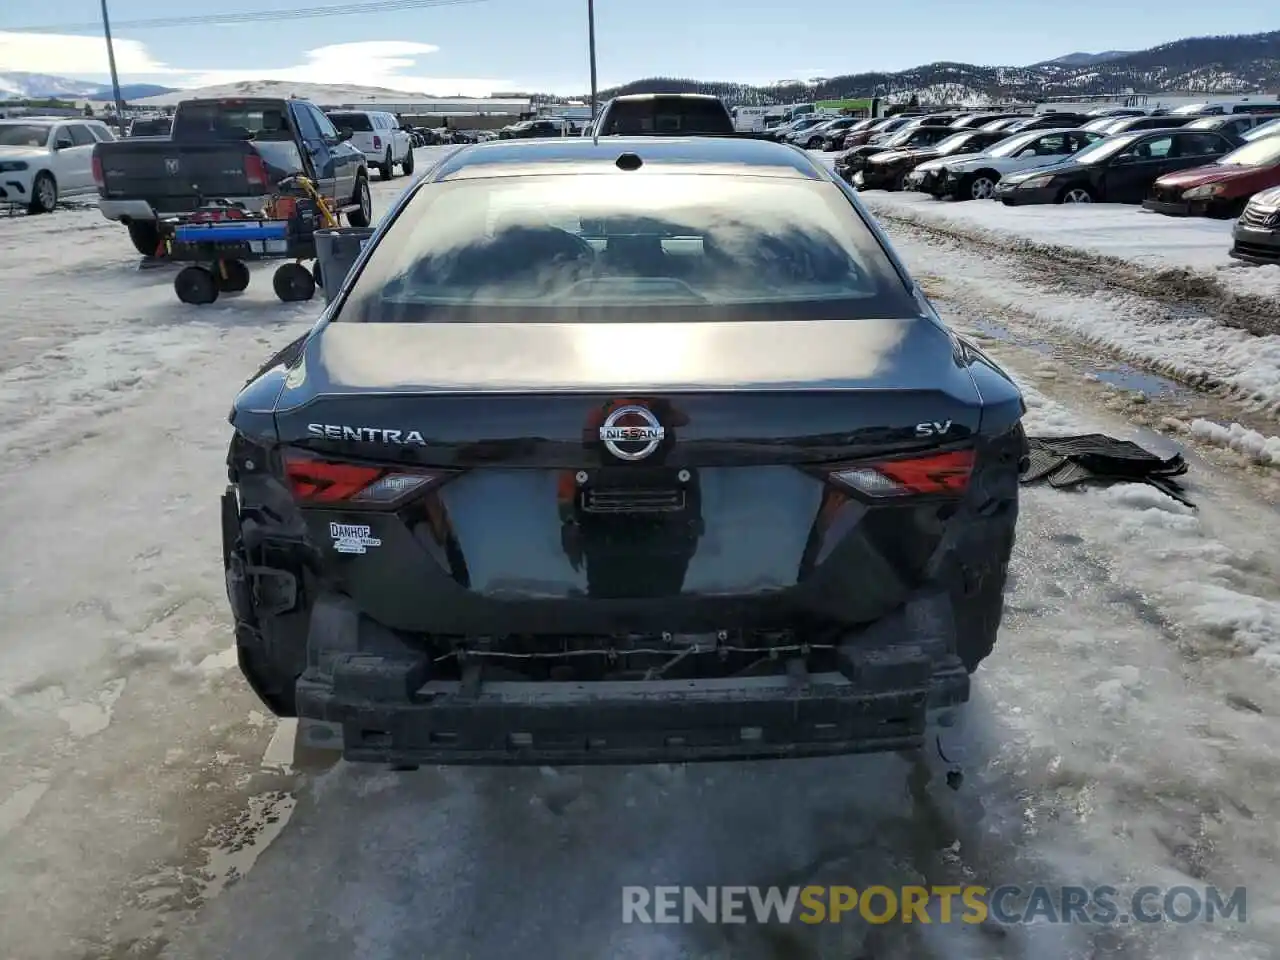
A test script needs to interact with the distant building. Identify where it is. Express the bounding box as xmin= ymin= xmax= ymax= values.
xmin=321 ymin=97 xmax=531 ymax=116
xmin=0 ymin=104 xmax=82 ymax=118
